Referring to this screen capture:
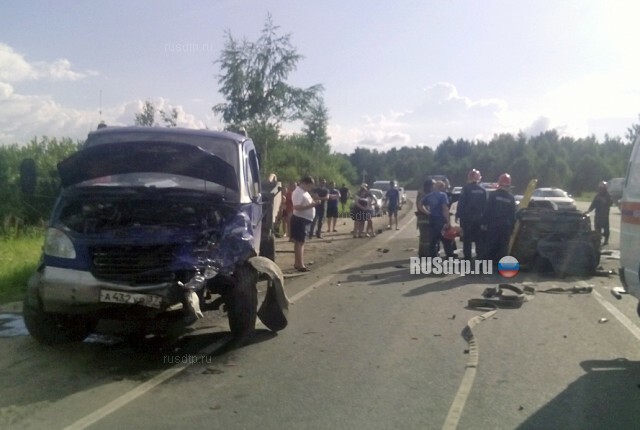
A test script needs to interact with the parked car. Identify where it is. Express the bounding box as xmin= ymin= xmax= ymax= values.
xmin=368 ymin=188 xmax=385 ymax=216
xmin=372 ymin=180 xmax=397 ymax=193
xmin=529 ymin=187 xmax=577 ymax=210
xmin=608 ymin=177 xmax=624 ymax=205
xmin=398 ymin=186 xmax=407 ymax=205
xmin=21 ymin=126 xmax=288 ymax=345
xmin=426 ymin=175 xmax=450 ymax=191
